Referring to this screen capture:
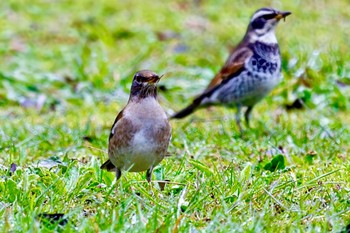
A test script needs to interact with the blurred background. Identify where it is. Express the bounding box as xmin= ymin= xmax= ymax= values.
xmin=0 ymin=0 xmax=349 ymax=113
xmin=1 ymin=1 xmax=350 ymax=231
